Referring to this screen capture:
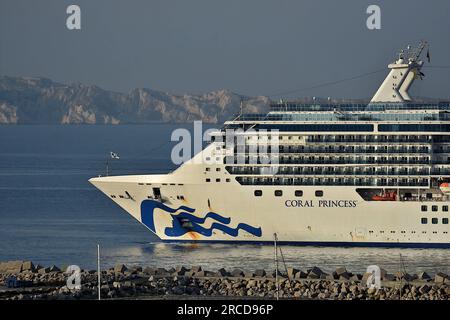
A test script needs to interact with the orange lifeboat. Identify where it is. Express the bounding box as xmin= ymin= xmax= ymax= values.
xmin=440 ymin=183 xmax=450 ymax=193
xmin=372 ymin=191 xmax=397 ymax=201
